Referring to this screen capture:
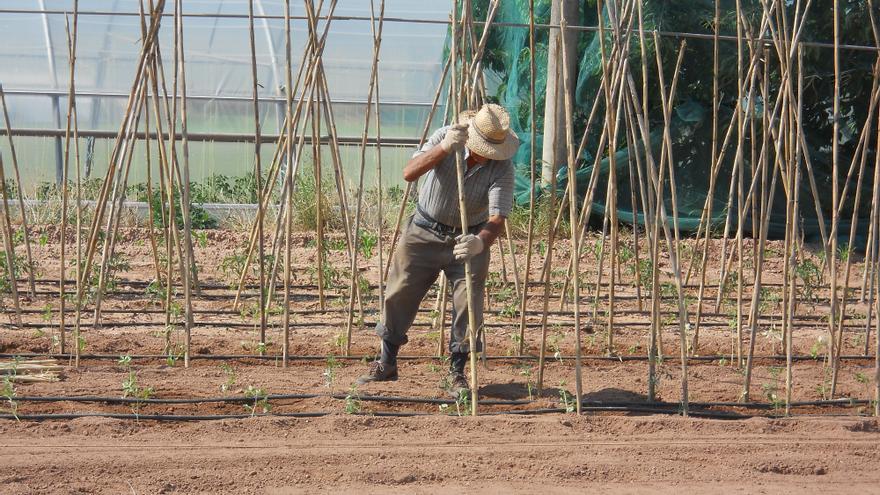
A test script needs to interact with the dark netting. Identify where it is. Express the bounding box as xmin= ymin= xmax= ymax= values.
xmin=463 ymin=0 xmax=877 ymax=245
